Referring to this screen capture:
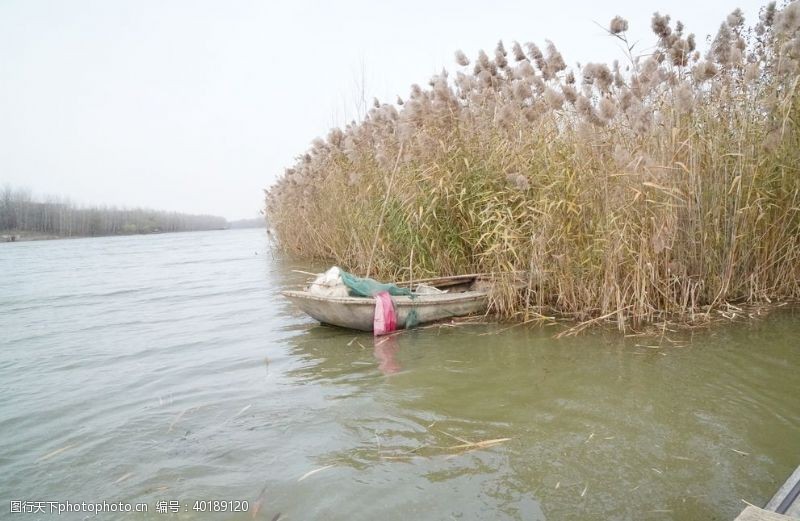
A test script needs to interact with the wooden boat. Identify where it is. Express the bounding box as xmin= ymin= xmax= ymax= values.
xmin=734 ymin=465 xmax=800 ymax=520
xmin=765 ymin=464 xmax=800 ymax=517
xmin=282 ymin=275 xmax=490 ymax=331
